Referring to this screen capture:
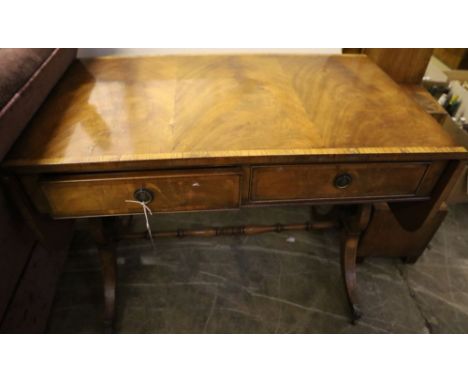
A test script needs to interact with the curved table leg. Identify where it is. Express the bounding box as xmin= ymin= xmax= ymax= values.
xmin=340 ymin=205 xmax=372 ymax=324
xmin=341 ymin=232 xmax=362 ymax=323
xmin=90 ymin=218 xmax=117 ymax=333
